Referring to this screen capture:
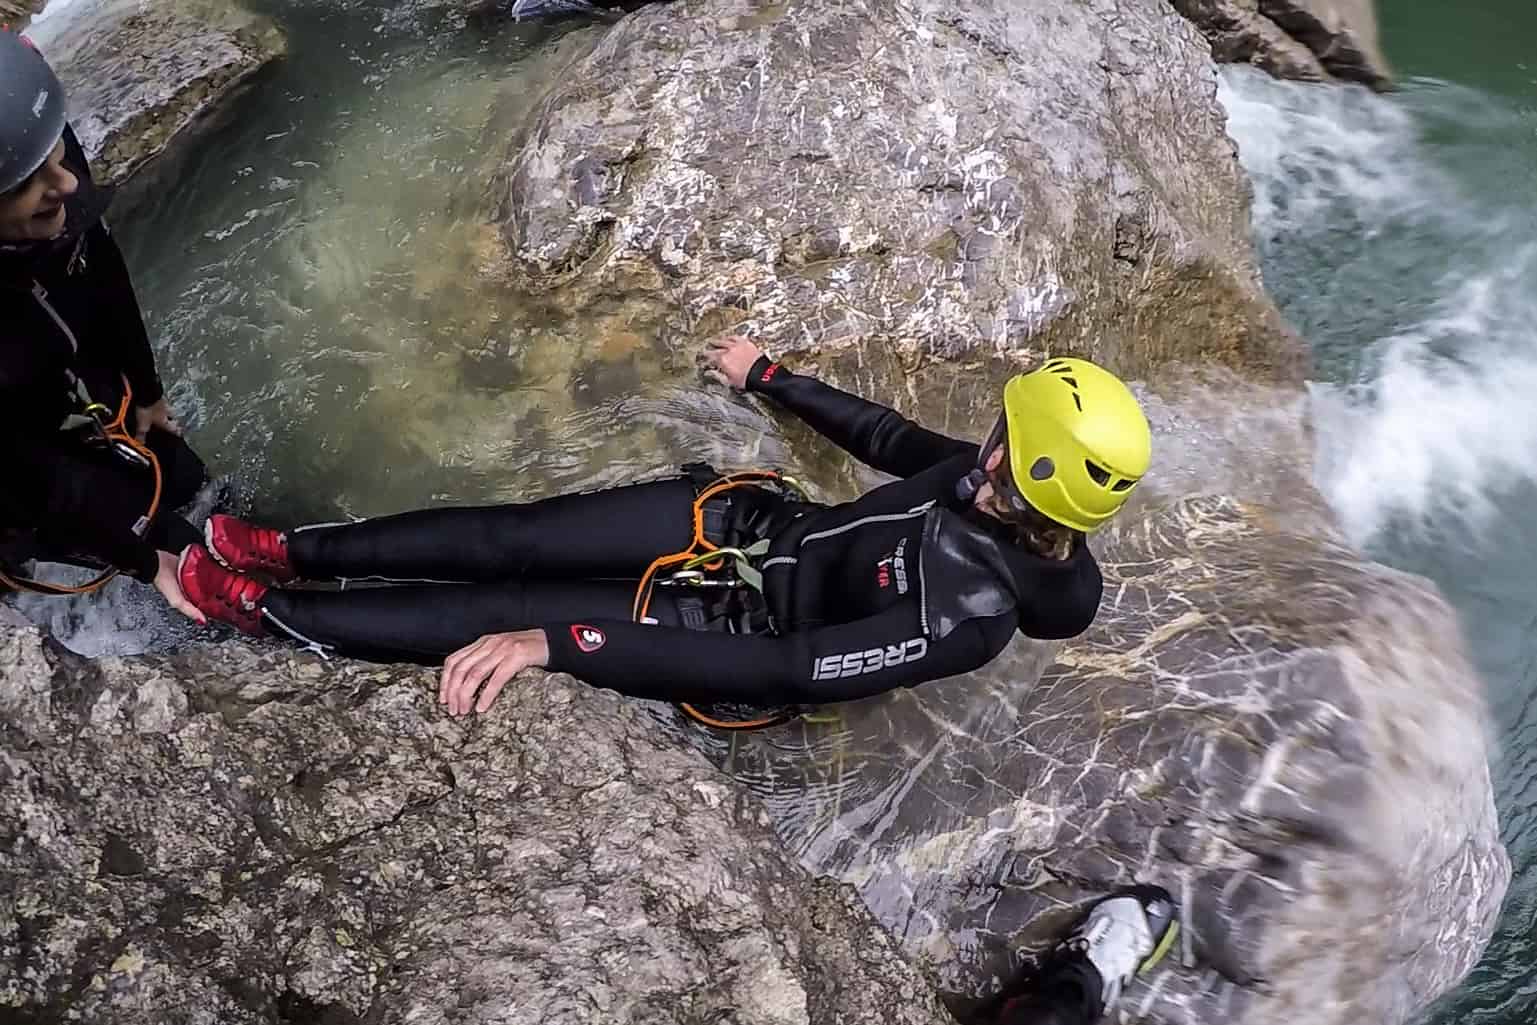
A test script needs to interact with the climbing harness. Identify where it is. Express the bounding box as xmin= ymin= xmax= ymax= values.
xmin=632 ymin=468 xmax=813 ymax=732
xmin=0 ymin=383 xmax=163 ymax=597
